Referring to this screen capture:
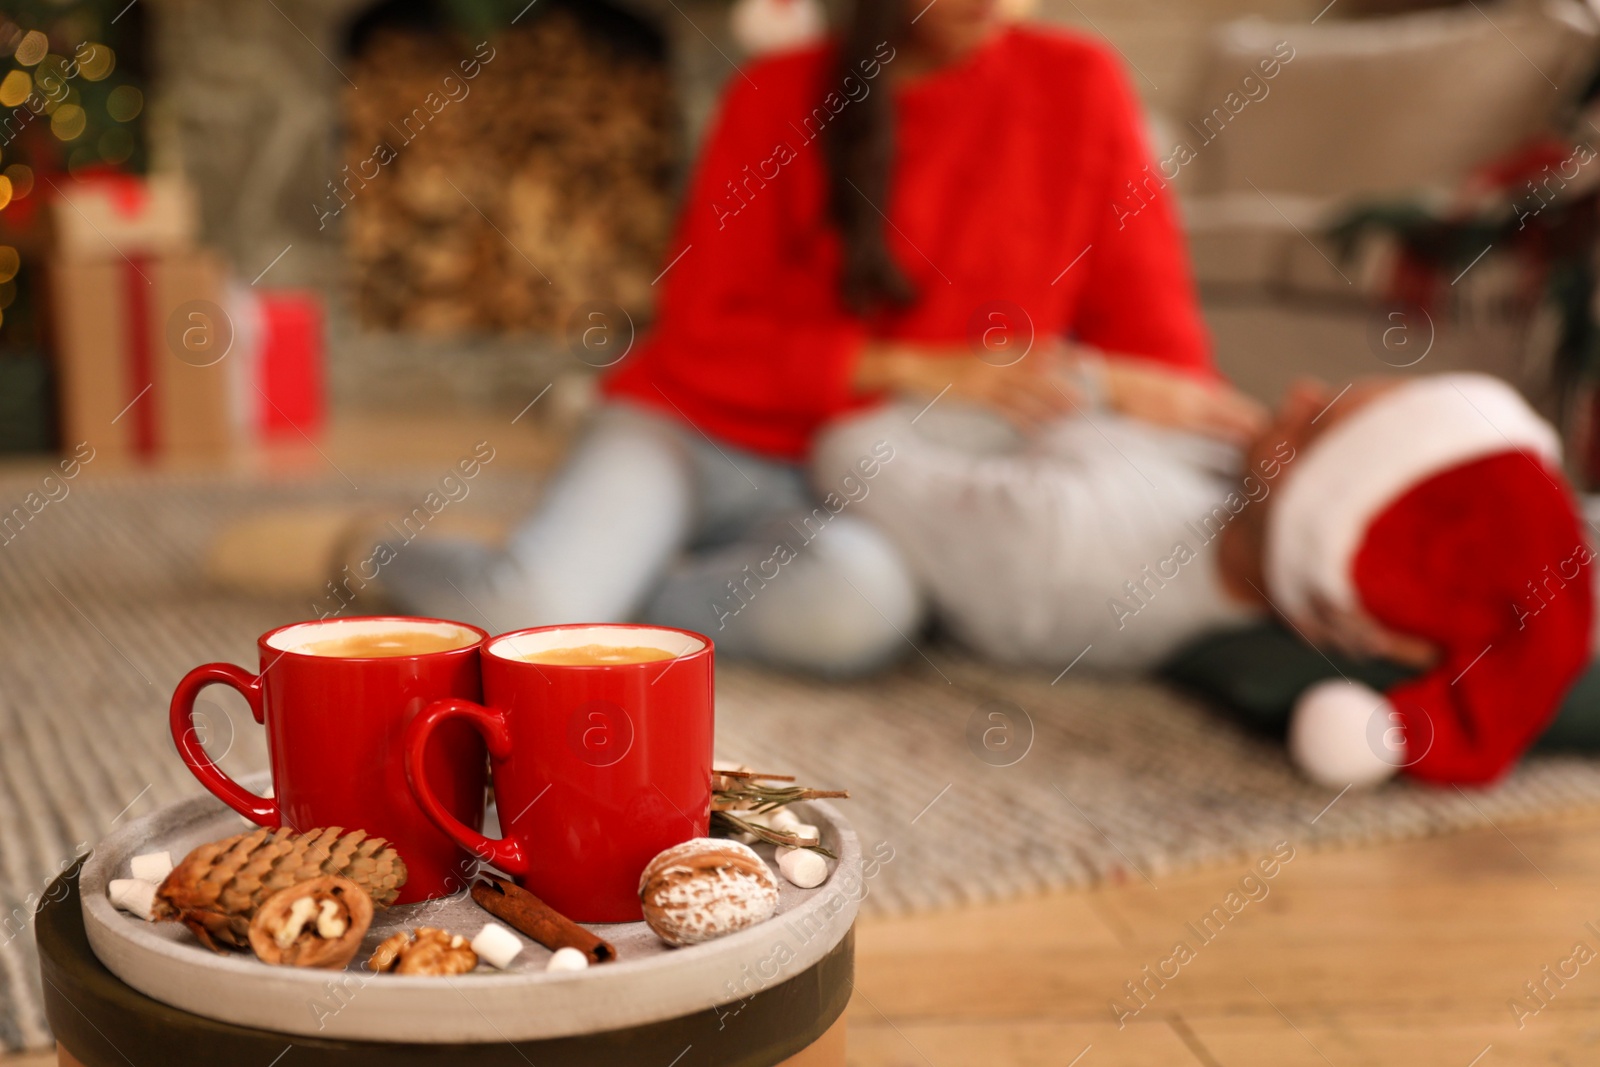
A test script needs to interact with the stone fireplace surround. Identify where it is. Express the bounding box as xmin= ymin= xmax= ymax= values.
xmin=145 ymin=0 xmax=736 ymax=410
